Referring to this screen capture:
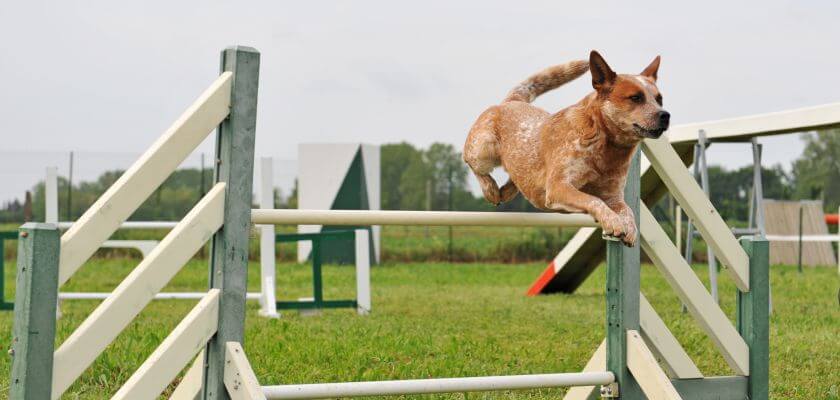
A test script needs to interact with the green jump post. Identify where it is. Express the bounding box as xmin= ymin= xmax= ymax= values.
xmin=738 ymin=236 xmax=770 ymax=400
xmin=605 ymin=149 xmax=643 ymax=399
xmin=9 ymin=224 xmax=60 ymax=400
xmin=202 ymin=46 xmax=260 ymax=400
